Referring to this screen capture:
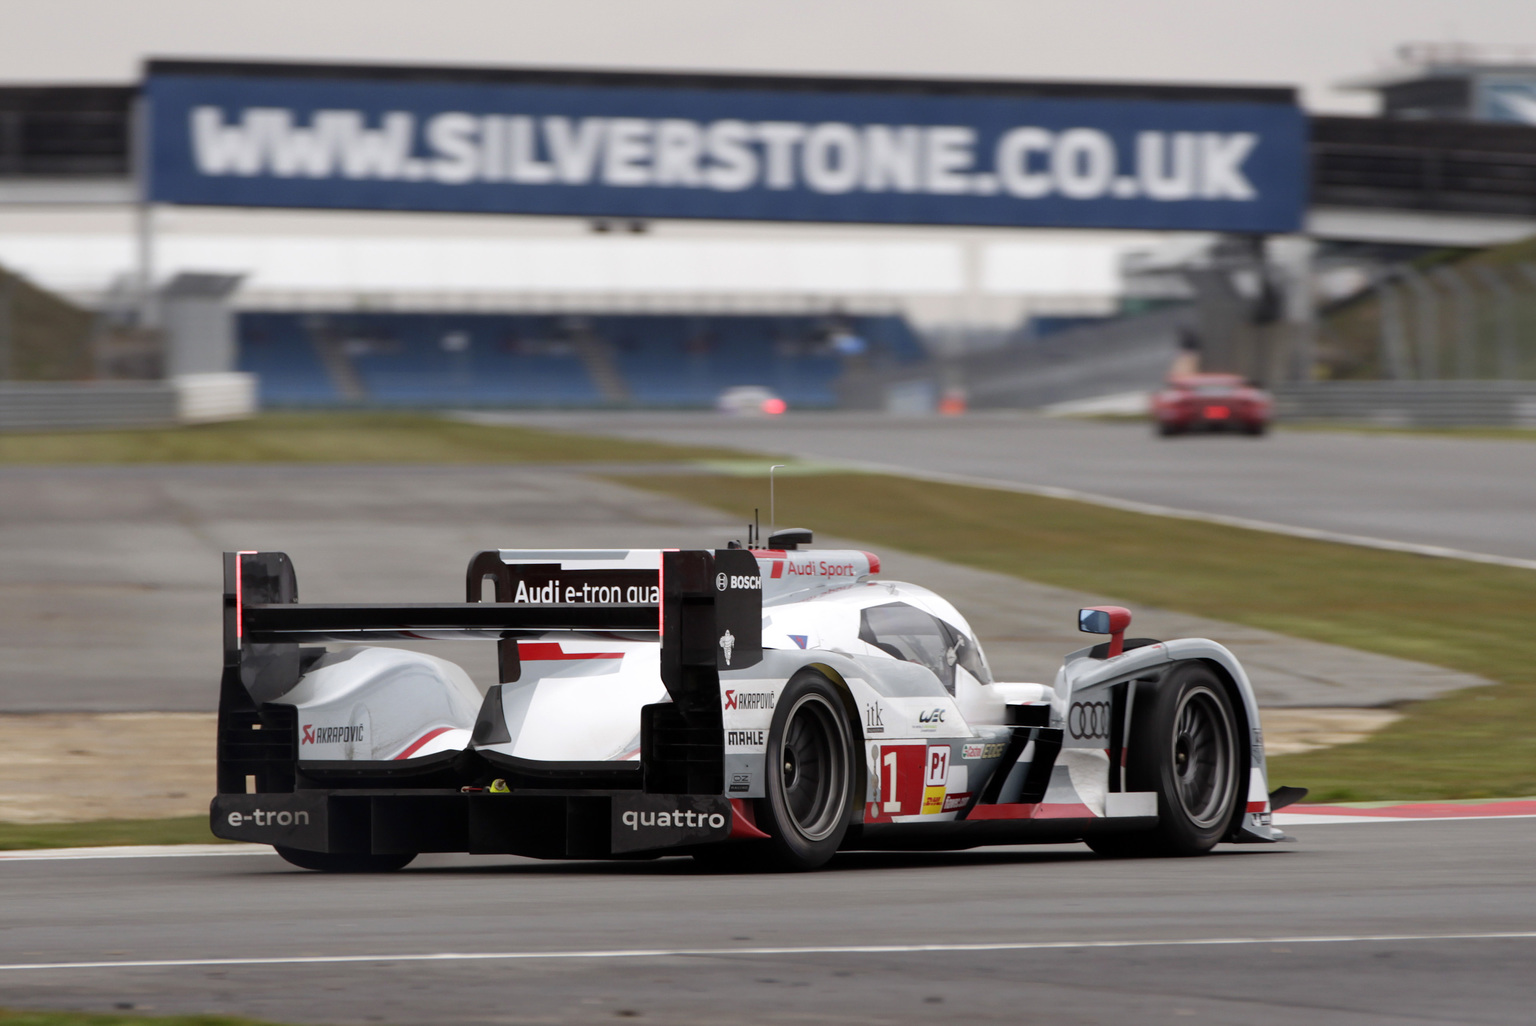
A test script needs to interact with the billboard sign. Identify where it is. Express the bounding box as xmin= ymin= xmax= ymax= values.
xmin=146 ymin=64 xmax=1307 ymax=233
